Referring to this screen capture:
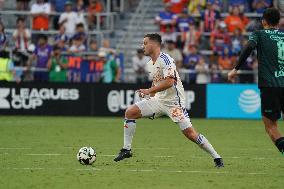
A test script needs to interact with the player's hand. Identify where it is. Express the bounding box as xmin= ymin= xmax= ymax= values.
xmin=228 ymin=69 xmax=238 ymax=82
xmin=137 ymin=89 xmax=150 ymax=98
